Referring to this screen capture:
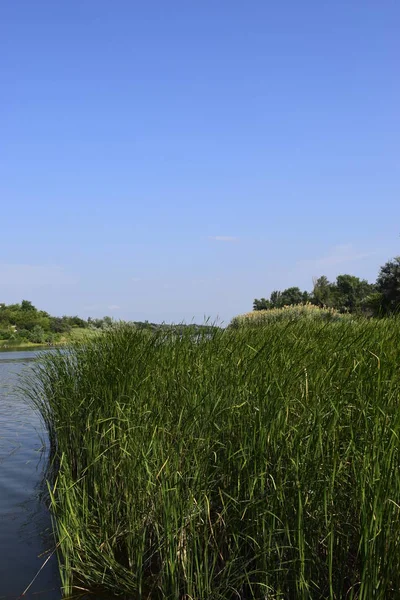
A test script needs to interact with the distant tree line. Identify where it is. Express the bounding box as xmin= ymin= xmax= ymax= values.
xmin=253 ymin=256 xmax=400 ymax=316
xmin=0 ymin=300 xmax=91 ymax=344
xmin=0 ymin=301 xmax=219 ymax=344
